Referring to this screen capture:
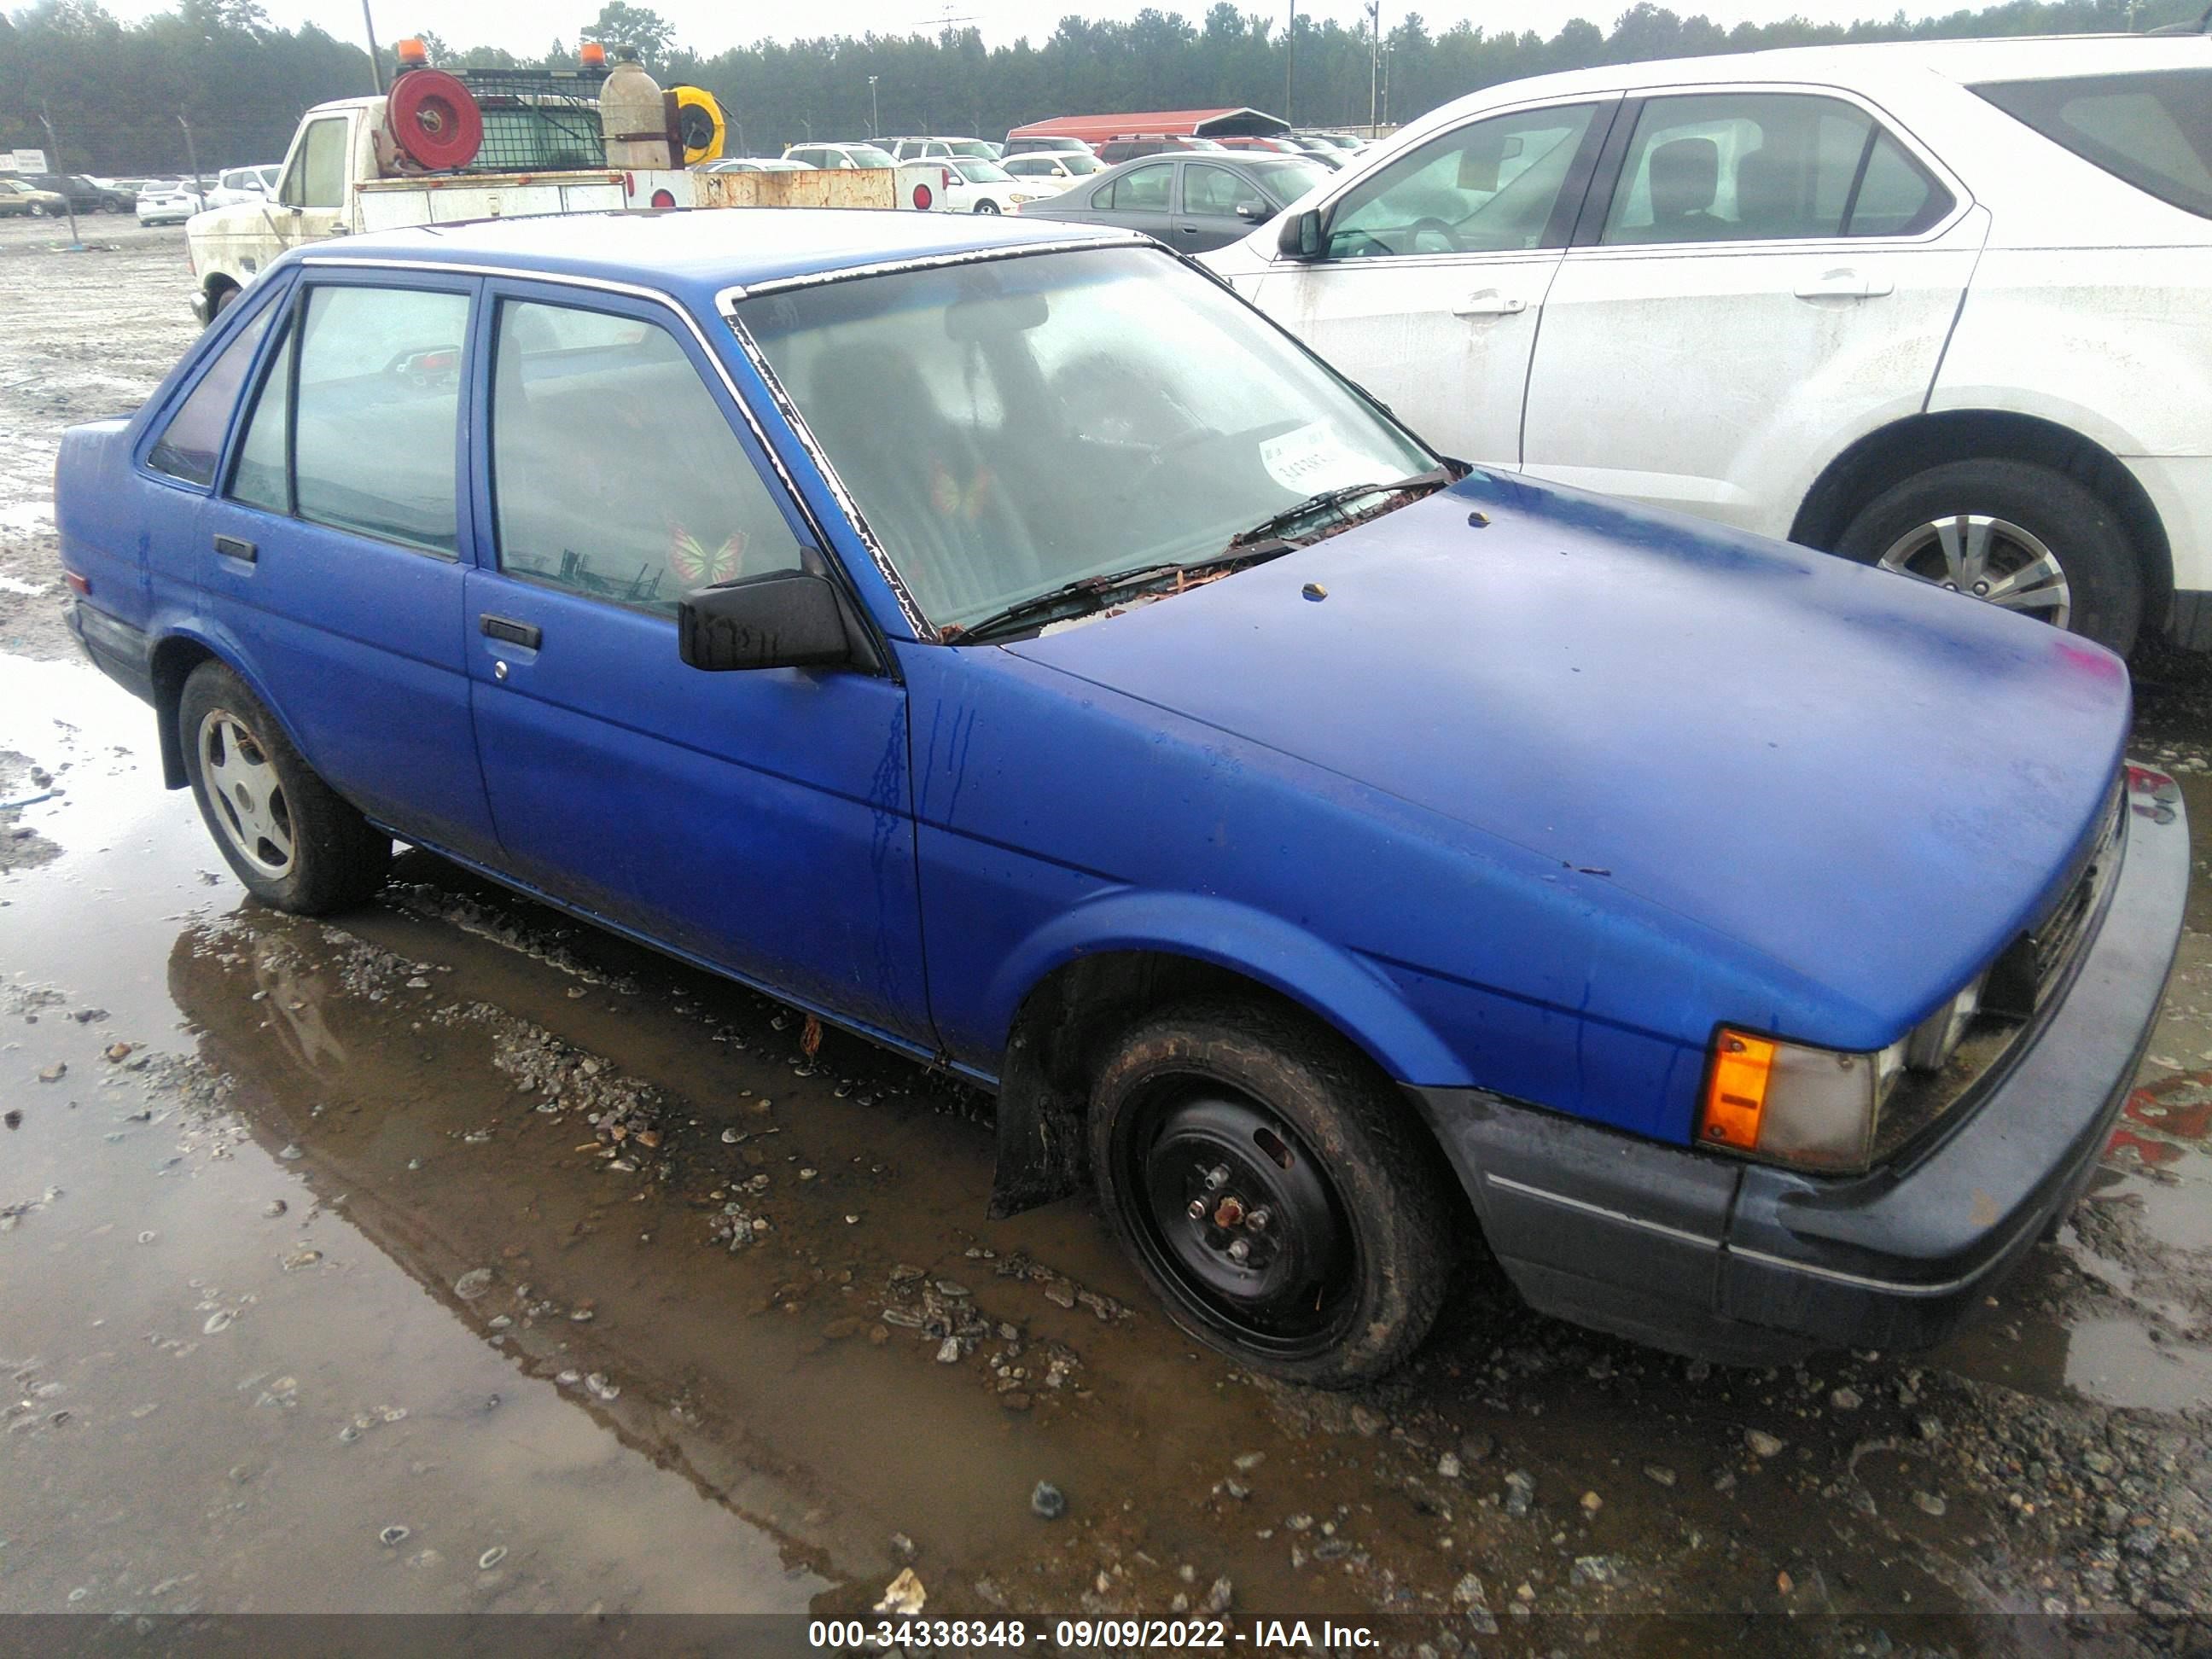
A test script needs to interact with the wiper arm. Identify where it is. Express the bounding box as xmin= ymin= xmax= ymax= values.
xmin=1225 ymin=465 xmax=1458 ymax=551
xmin=950 ymin=544 xmax=1300 ymax=644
